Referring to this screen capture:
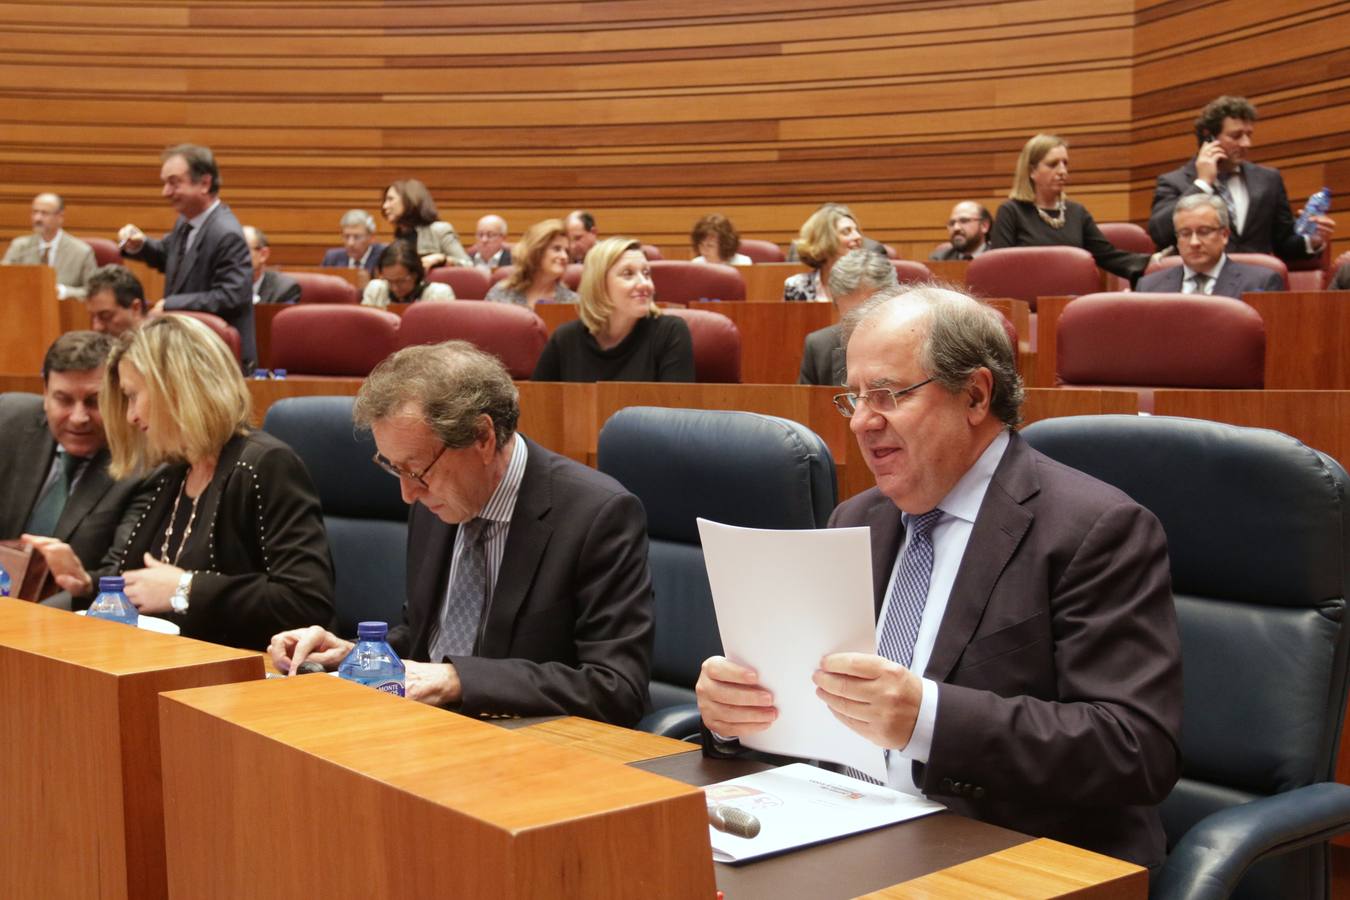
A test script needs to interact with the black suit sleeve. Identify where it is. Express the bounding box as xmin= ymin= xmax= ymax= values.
xmin=124 ymin=236 xmax=168 ymax=272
